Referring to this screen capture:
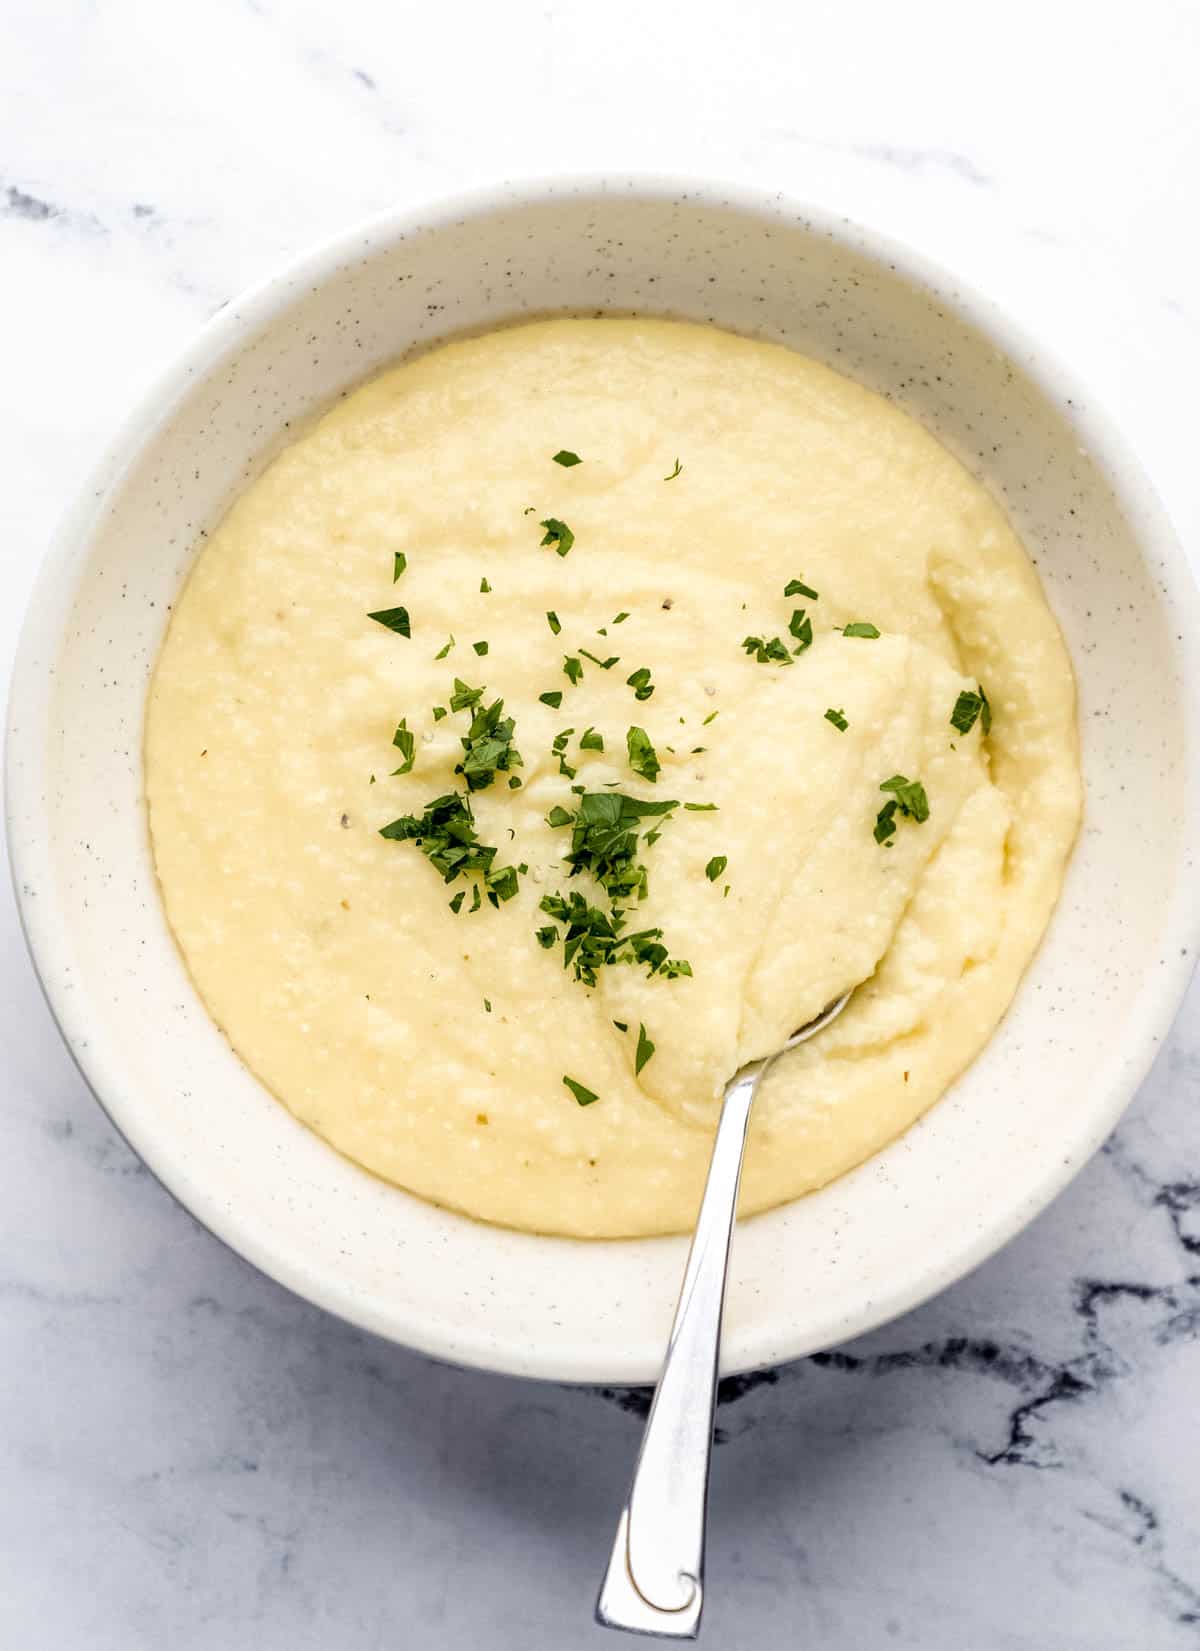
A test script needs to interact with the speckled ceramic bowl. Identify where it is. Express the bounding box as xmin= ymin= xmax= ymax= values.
xmin=8 ymin=177 xmax=1200 ymax=1384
